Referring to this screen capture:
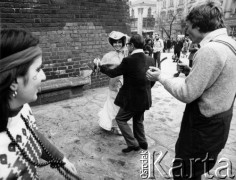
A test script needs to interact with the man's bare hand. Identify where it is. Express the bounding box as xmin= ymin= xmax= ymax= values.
xmin=146 ymin=66 xmax=161 ymax=81
xmin=177 ymin=63 xmax=191 ymax=76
